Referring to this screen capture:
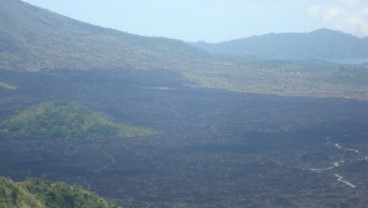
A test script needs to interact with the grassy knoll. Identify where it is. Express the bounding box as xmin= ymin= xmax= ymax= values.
xmin=0 ymin=101 xmax=155 ymax=139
